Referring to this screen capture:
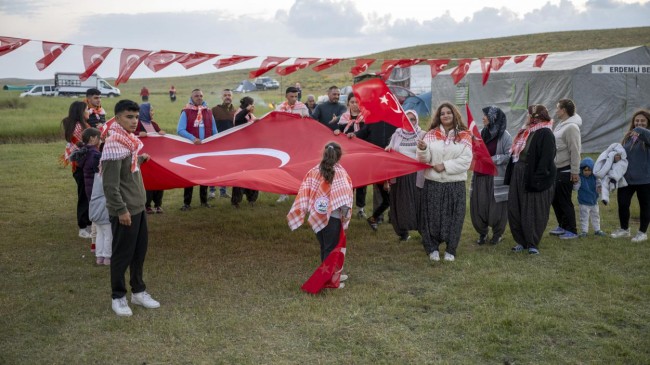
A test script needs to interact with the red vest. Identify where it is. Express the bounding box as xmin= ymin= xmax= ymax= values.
xmin=183 ymin=108 xmax=214 ymax=138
